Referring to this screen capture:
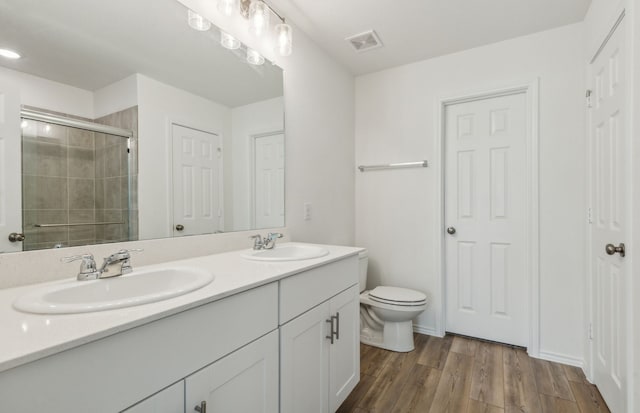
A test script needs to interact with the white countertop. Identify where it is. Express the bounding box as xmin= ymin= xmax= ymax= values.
xmin=0 ymin=243 xmax=362 ymax=373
